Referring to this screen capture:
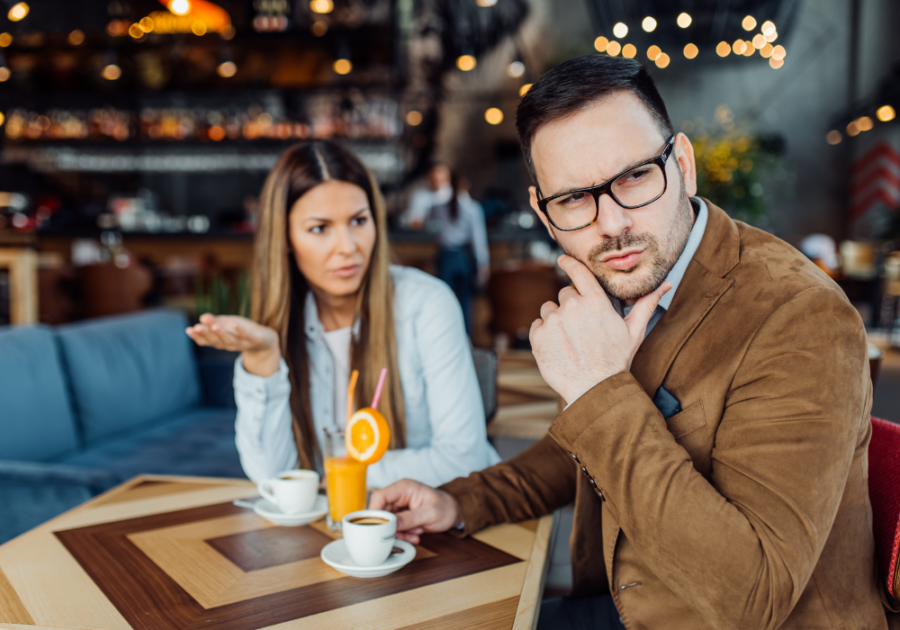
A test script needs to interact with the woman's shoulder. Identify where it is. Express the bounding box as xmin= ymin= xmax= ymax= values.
xmin=390 ymin=265 xmax=457 ymax=318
